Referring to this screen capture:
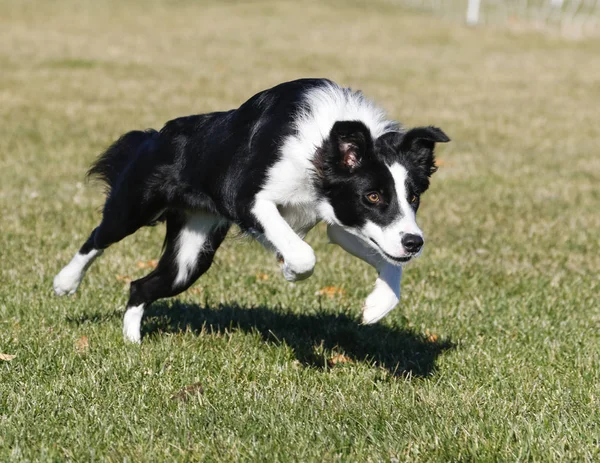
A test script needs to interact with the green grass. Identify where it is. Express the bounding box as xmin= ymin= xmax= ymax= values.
xmin=1 ymin=0 xmax=600 ymax=461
